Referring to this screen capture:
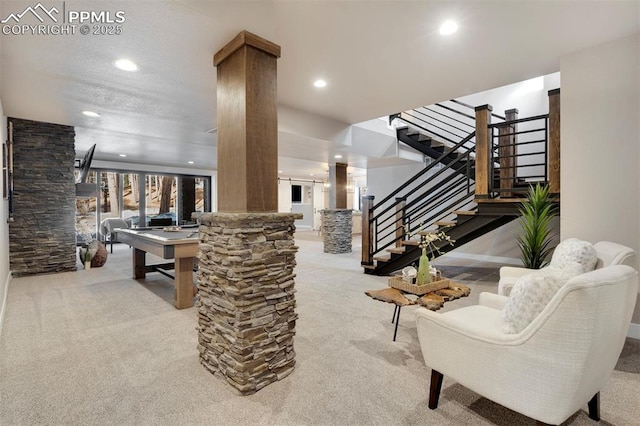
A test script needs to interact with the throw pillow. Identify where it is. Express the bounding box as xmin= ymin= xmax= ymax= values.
xmin=549 ymin=238 xmax=598 ymax=273
xmin=501 ymin=261 xmax=584 ymax=334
